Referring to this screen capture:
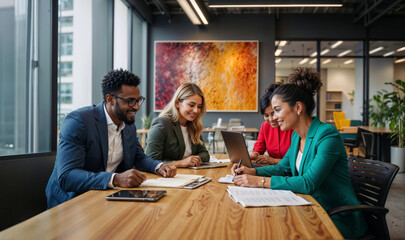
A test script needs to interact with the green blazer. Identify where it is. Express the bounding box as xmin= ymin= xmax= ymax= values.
xmin=145 ymin=116 xmax=210 ymax=163
xmin=256 ymin=117 xmax=367 ymax=239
